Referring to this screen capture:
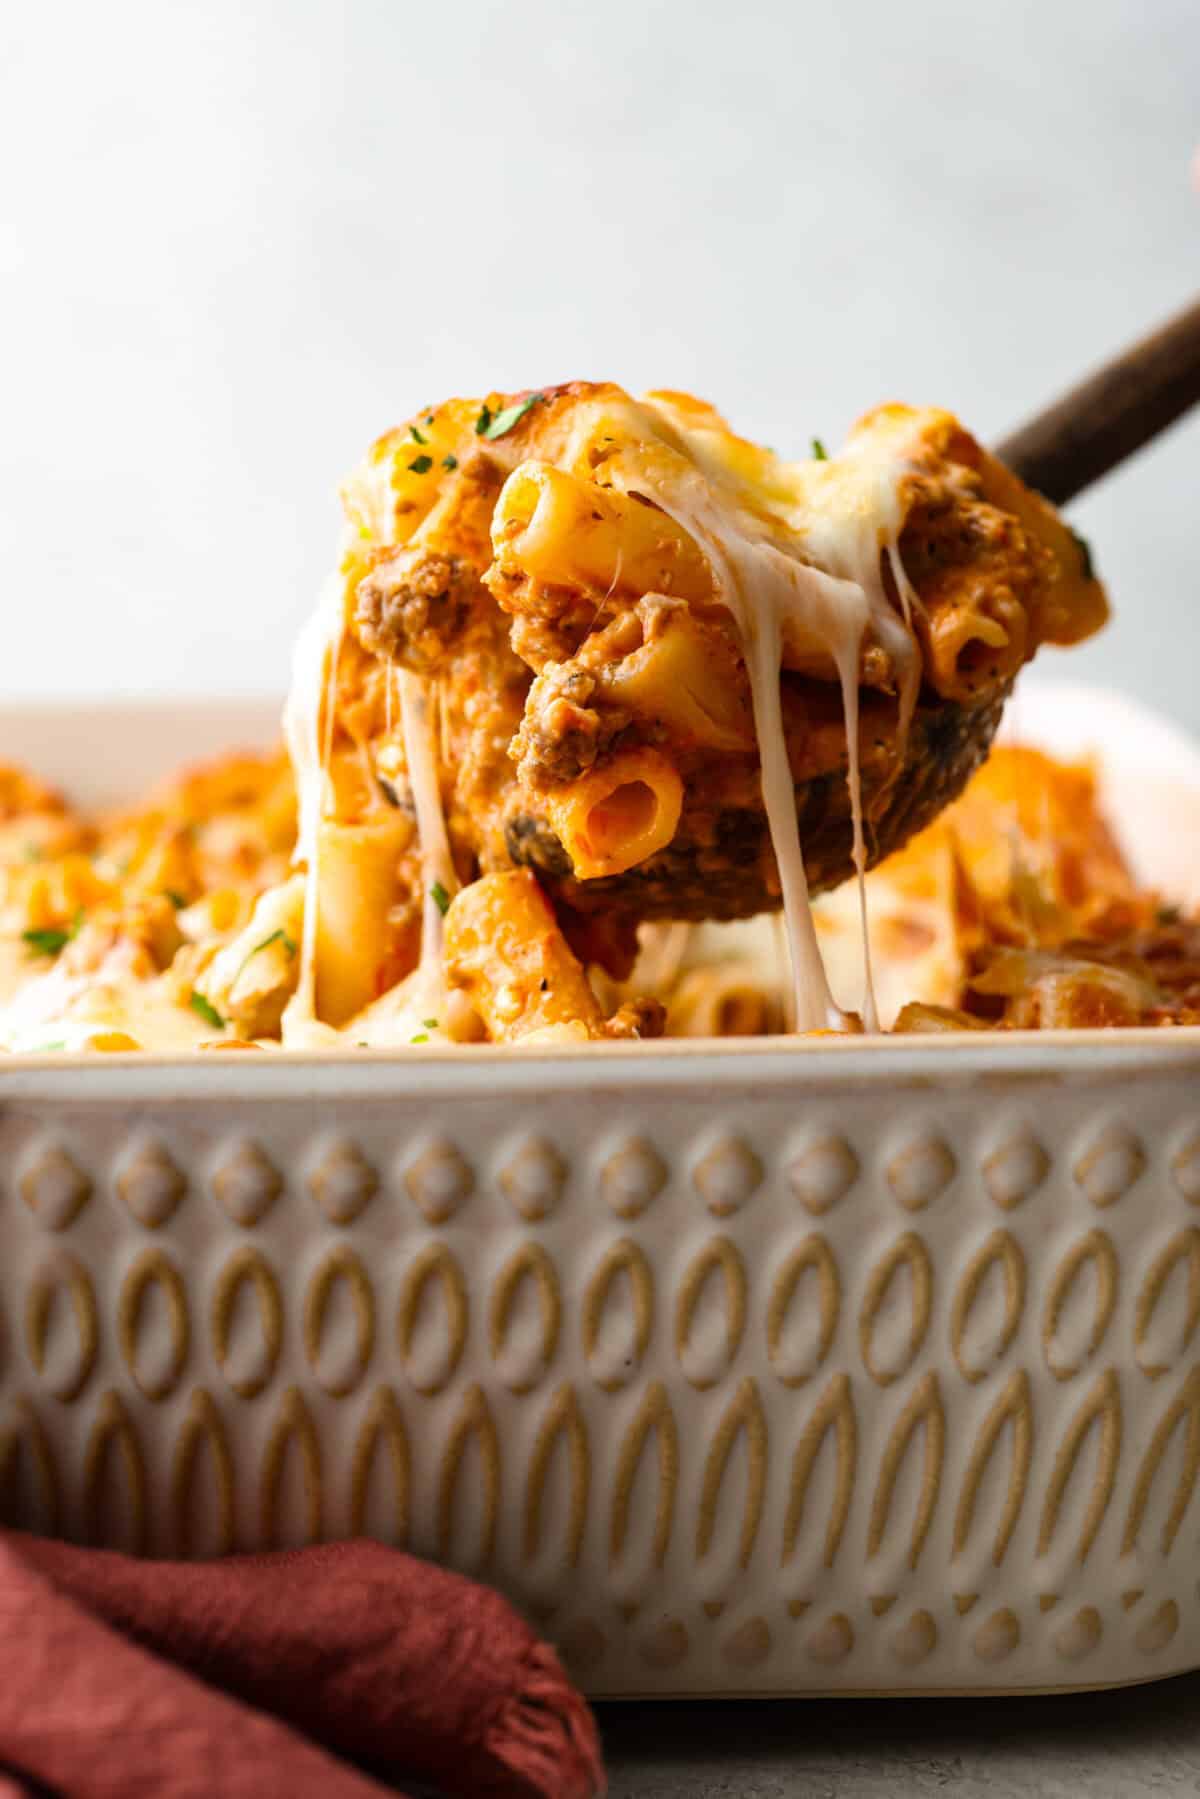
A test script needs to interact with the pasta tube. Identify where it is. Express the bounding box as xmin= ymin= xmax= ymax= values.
xmin=490 ymin=463 xmax=712 ymax=607
xmin=443 ymin=869 xmax=605 ymax=1041
xmin=541 ymin=746 xmax=684 ymax=879
xmin=313 ymin=812 xmax=411 ymax=1024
